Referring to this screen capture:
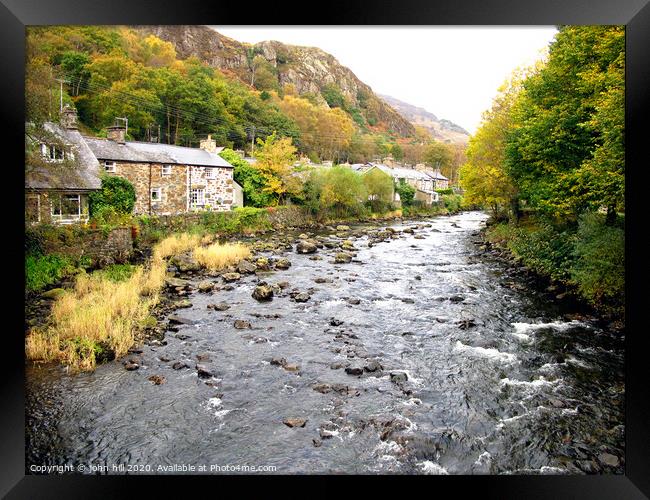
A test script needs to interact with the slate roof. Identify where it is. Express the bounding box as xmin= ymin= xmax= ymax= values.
xmin=84 ymin=138 xmax=233 ymax=168
xmin=25 ymin=122 xmax=102 ymax=191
